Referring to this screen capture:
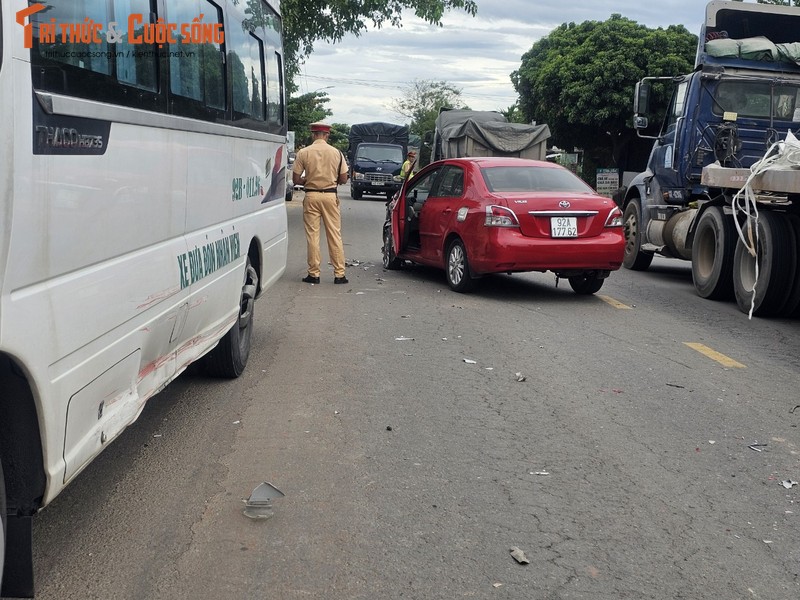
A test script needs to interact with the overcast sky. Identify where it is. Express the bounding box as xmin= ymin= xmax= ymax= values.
xmin=292 ymin=0 xmax=712 ymax=126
